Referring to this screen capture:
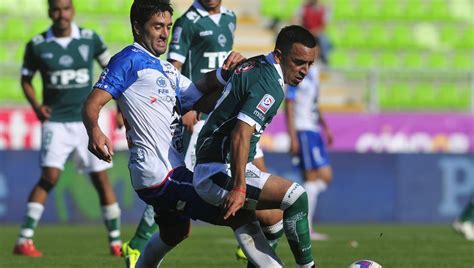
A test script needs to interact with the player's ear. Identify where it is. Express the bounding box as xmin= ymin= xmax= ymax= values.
xmin=274 ymin=49 xmax=283 ymax=64
xmin=132 ymin=21 xmax=141 ymax=36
